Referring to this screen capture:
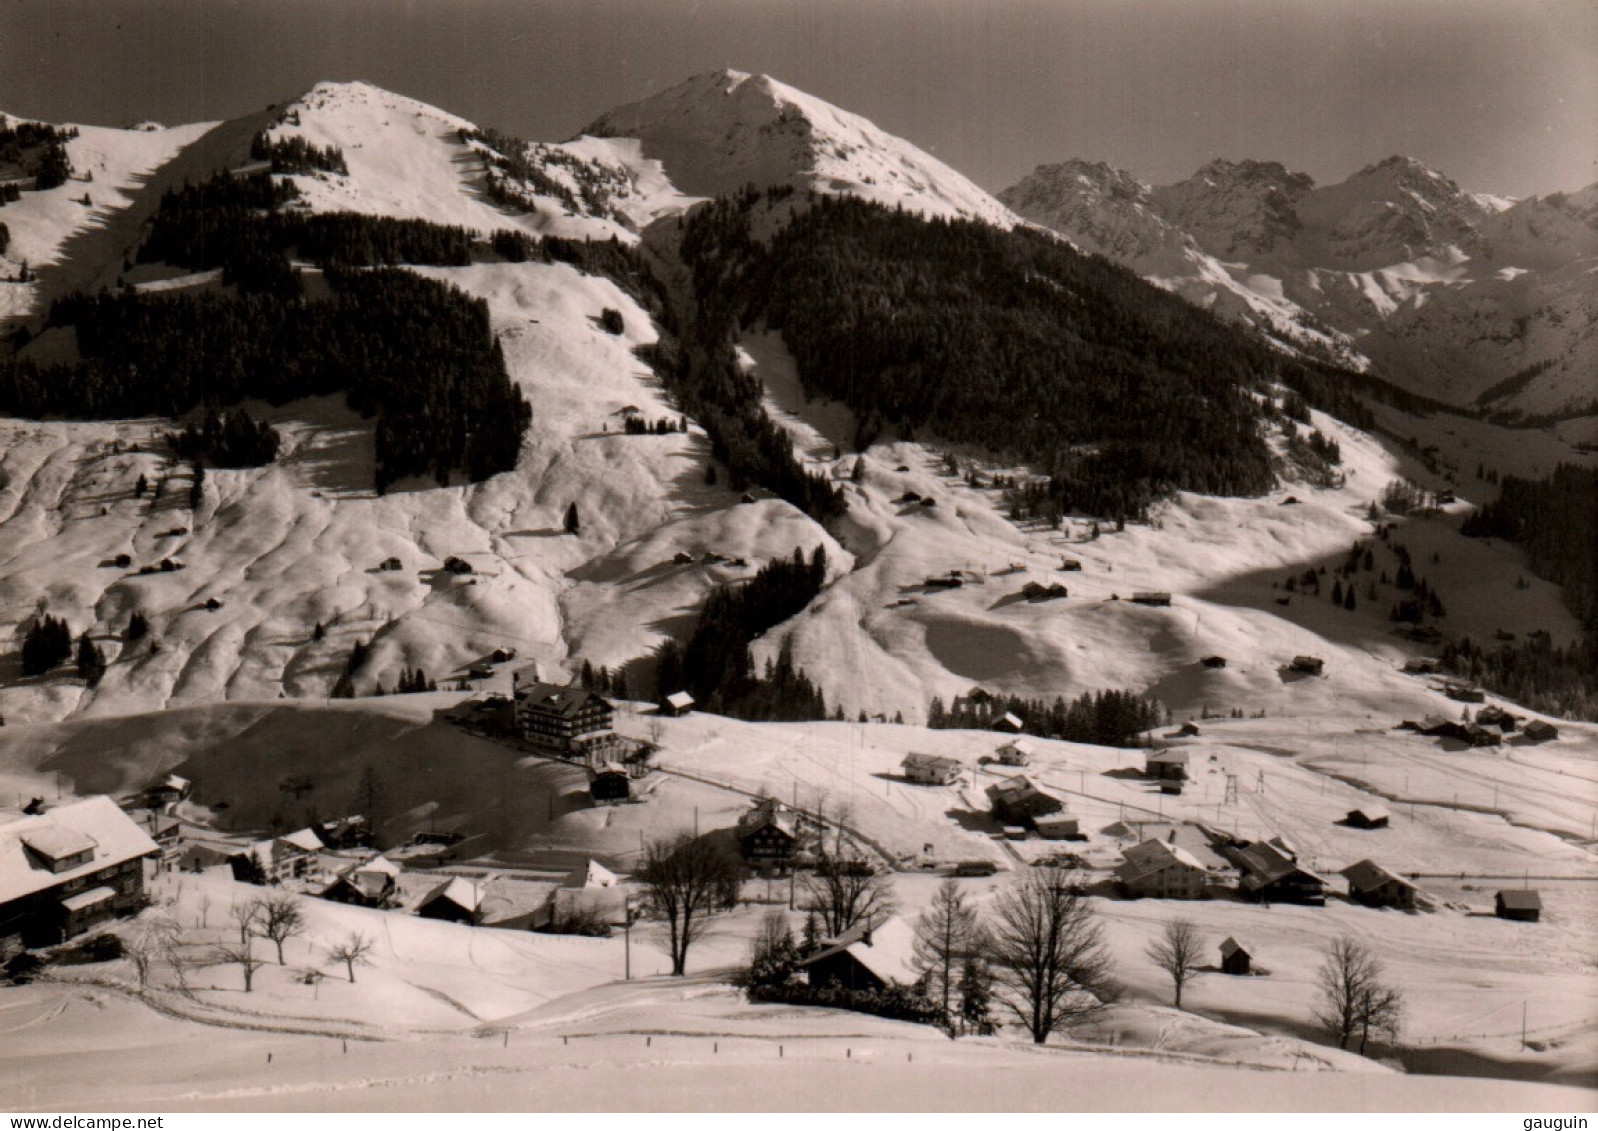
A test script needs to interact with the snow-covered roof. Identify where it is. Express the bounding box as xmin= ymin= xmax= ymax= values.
xmin=903 ymin=752 xmax=961 ymax=773
xmin=1146 ymin=748 xmax=1190 ymax=765
xmin=663 ymin=691 xmax=695 ymax=710
xmin=59 ymin=885 xmax=118 ymax=913
xmin=0 ymin=797 xmax=159 ymax=905
xmin=19 ymin=824 xmax=97 ymax=862
xmin=1347 ymin=804 xmax=1390 ymax=822
xmin=1219 ymin=936 xmax=1249 ymax=958
xmin=423 ymin=876 xmax=483 ymax=913
xmin=1340 ymin=859 xmax=1414 ymax=893
xmin=562 ymin=859 xmax=619 ymax=889
xmin=998 ymin=738 xmax=1035 ymax=755
xmin=279 ymin=828 xmax=324 ymax=853
xmin=1496 ymin=889 xmax=1542 ymax=911
xmin=799 ymin=917 xmax=921 ymax=987
xmin=1115 ymin=838 xmax=1206 ymax=884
